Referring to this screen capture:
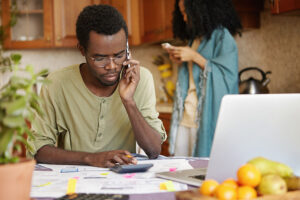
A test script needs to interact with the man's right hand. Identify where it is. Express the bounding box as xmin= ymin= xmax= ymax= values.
xmin=85 ymin=150 xmax=137 ymax=168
